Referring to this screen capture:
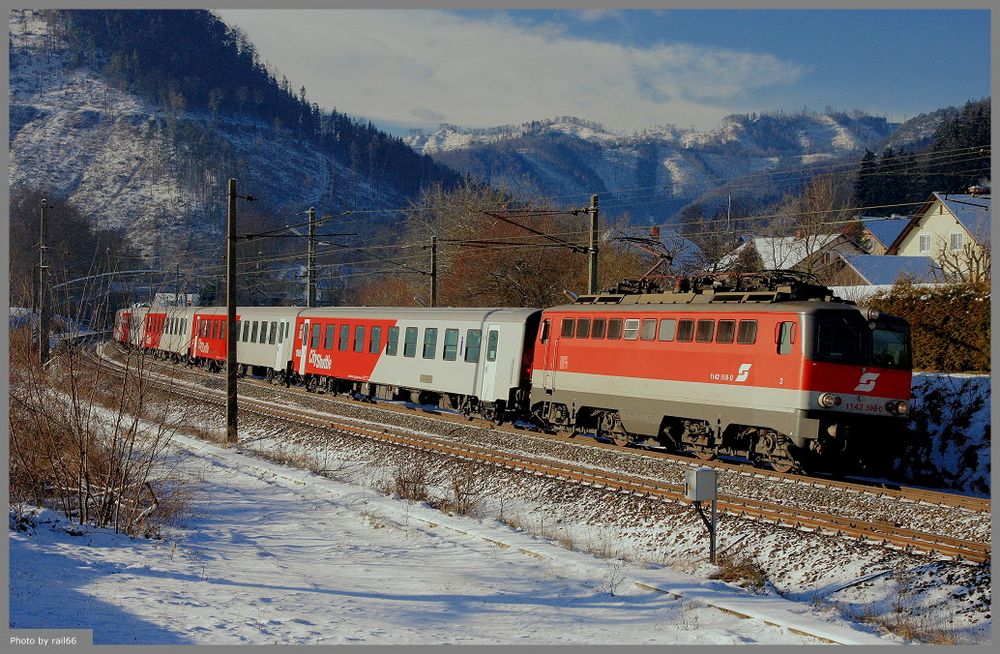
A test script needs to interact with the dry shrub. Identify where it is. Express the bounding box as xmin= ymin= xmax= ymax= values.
xmin=709 ymin=553 xmax=768 ymax=593
xmin=392 ymin=459 xmax=434 ymax=502
xmin=8 ymin=326 xmax=186 ymax=537
xmin=434 ymin=461 xmax=486 ymax=516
